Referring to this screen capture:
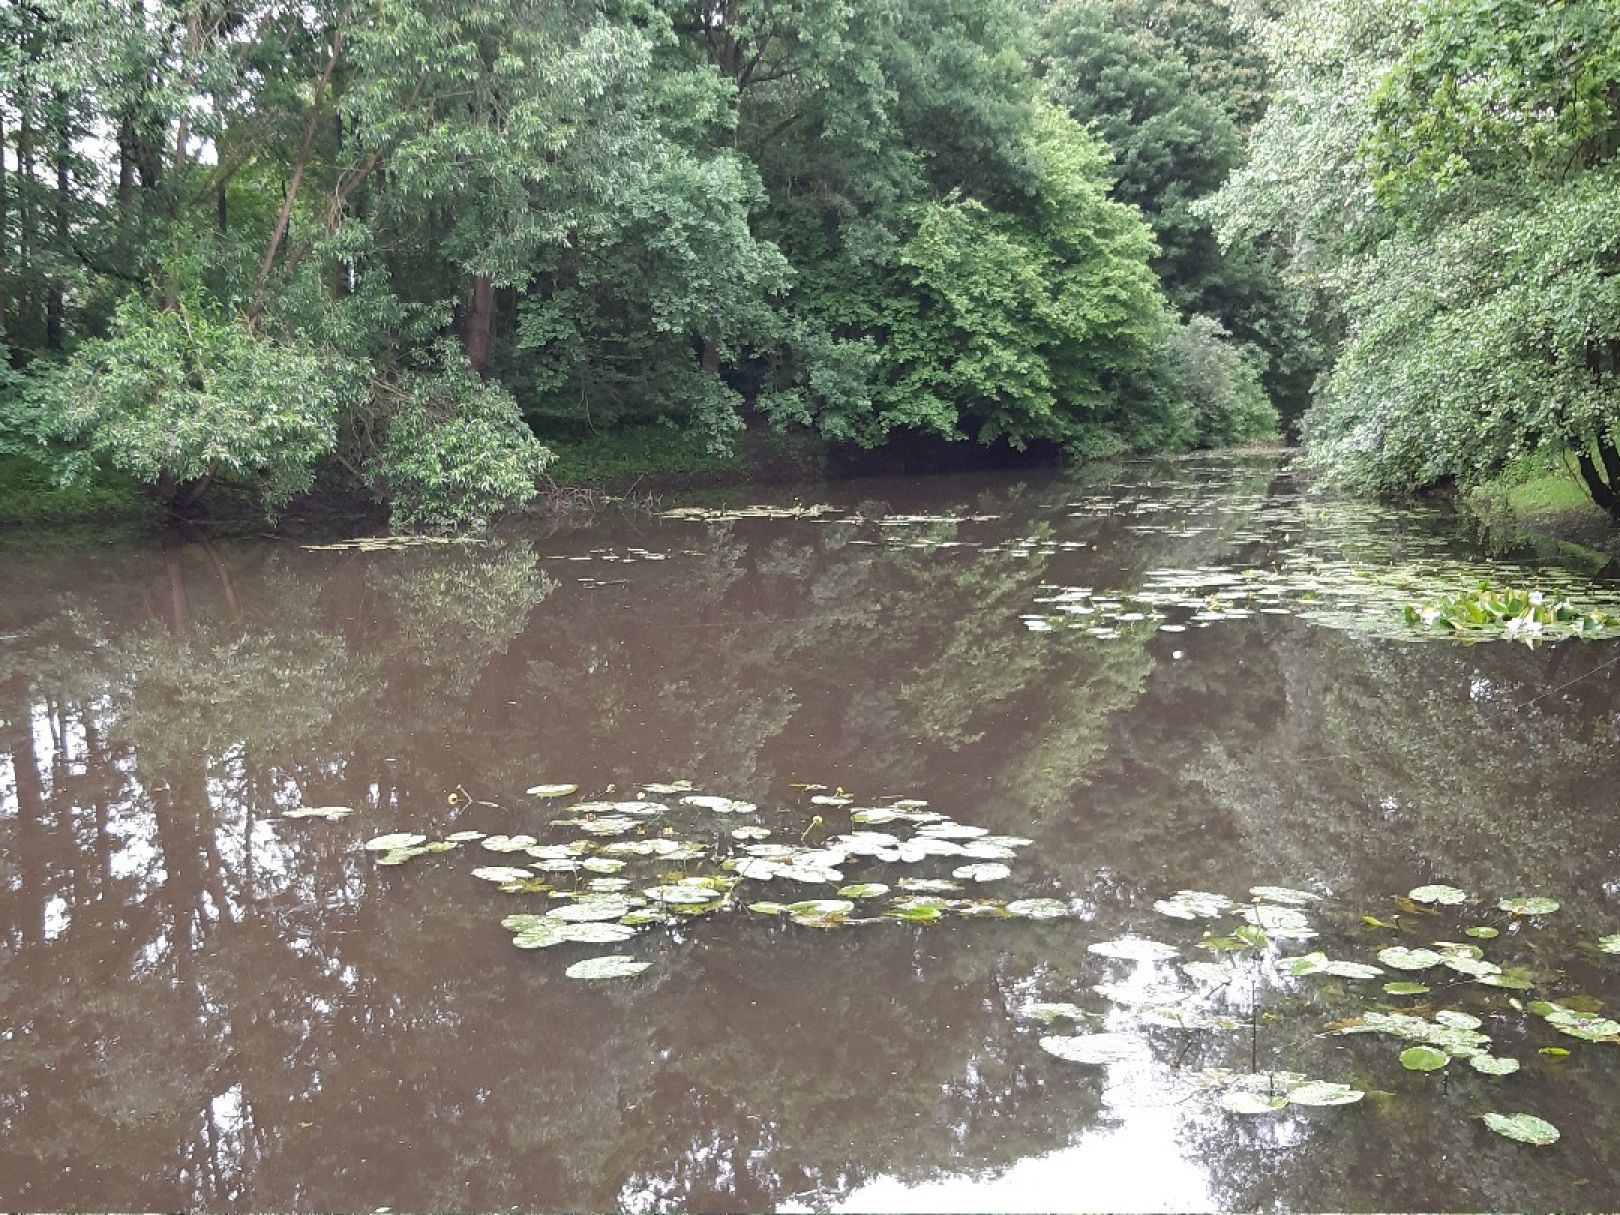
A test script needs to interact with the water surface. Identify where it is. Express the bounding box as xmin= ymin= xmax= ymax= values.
xmin=3 ymin=457 xmax=1619 ymax=1212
